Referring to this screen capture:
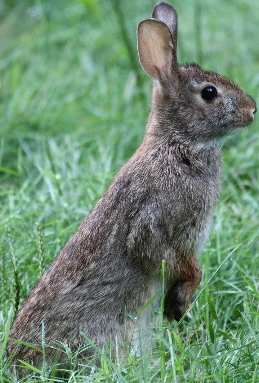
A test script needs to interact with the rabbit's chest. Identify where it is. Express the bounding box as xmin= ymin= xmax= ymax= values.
xmin=175 ymin=205 xmax=212 ymax=255
xmin=166 ymin=175 xmax=219 ymax=255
